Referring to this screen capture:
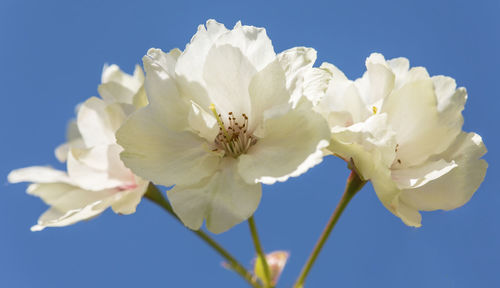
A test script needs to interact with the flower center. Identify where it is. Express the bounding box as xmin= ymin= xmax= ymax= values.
xmin=210 ymin=104 xmax=257 ymax=158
